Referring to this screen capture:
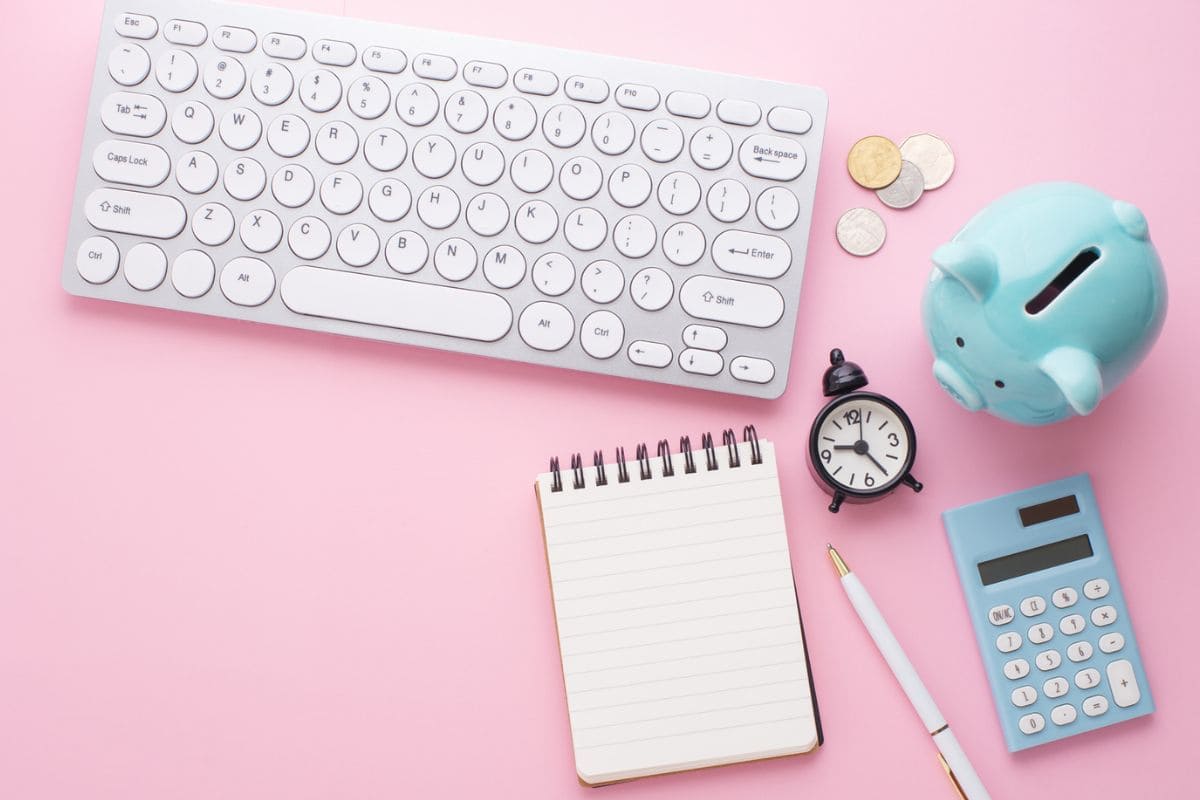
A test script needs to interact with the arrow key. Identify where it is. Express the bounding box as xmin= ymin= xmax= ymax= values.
xmin=730 ymin=355 xmax=775 ymax=384
xmin=682 ymin=324 xmax=726 ymax=351
xmin=627 ymin=340 xmax=671 ymax=368
xmin=679 ymin=348 xmax=722 ymax=376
